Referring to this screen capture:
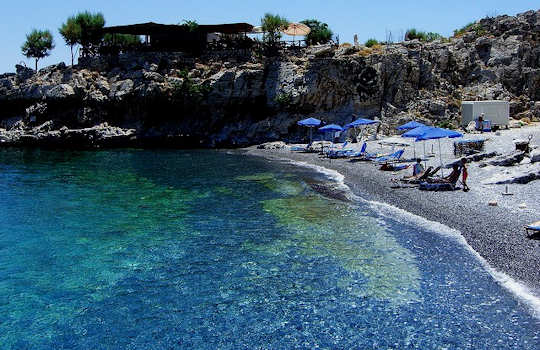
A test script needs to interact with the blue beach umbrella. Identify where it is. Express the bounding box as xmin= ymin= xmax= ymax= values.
xmin=297 ymin=117 xmax=321 ymax=144
xmin=319 ymin=124 xmax=343 ymax=152
xmin=397 ymin=121 xmax=425 ymax=130
xmin=416 ymin=128 xmax=463 ymax=141
xmin=345 ymin=118 xmax=379 ymax=142
xmin=401 ymin=125 xmax=433 ymax=160
xmin=416 ymin=128 xmax=463 ymax=176
xmin=345 ymin=118 xmax=379 ymax=128
xmin=319 ymin=124 xmax=344 ymax=132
